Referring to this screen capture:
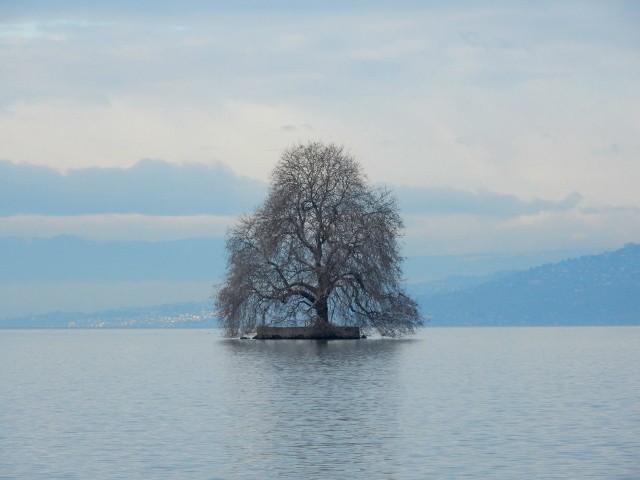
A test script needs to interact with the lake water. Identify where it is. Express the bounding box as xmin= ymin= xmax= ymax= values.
xmin=1 ymin=328 xmax=639 ymax=479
